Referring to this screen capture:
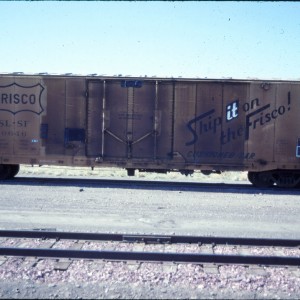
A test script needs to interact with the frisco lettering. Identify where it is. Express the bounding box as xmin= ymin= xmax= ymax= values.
xmin=186 ymin=95 xmax=291 ymax=146
xmin=1 ymin=93 xmax=36 ymax=105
